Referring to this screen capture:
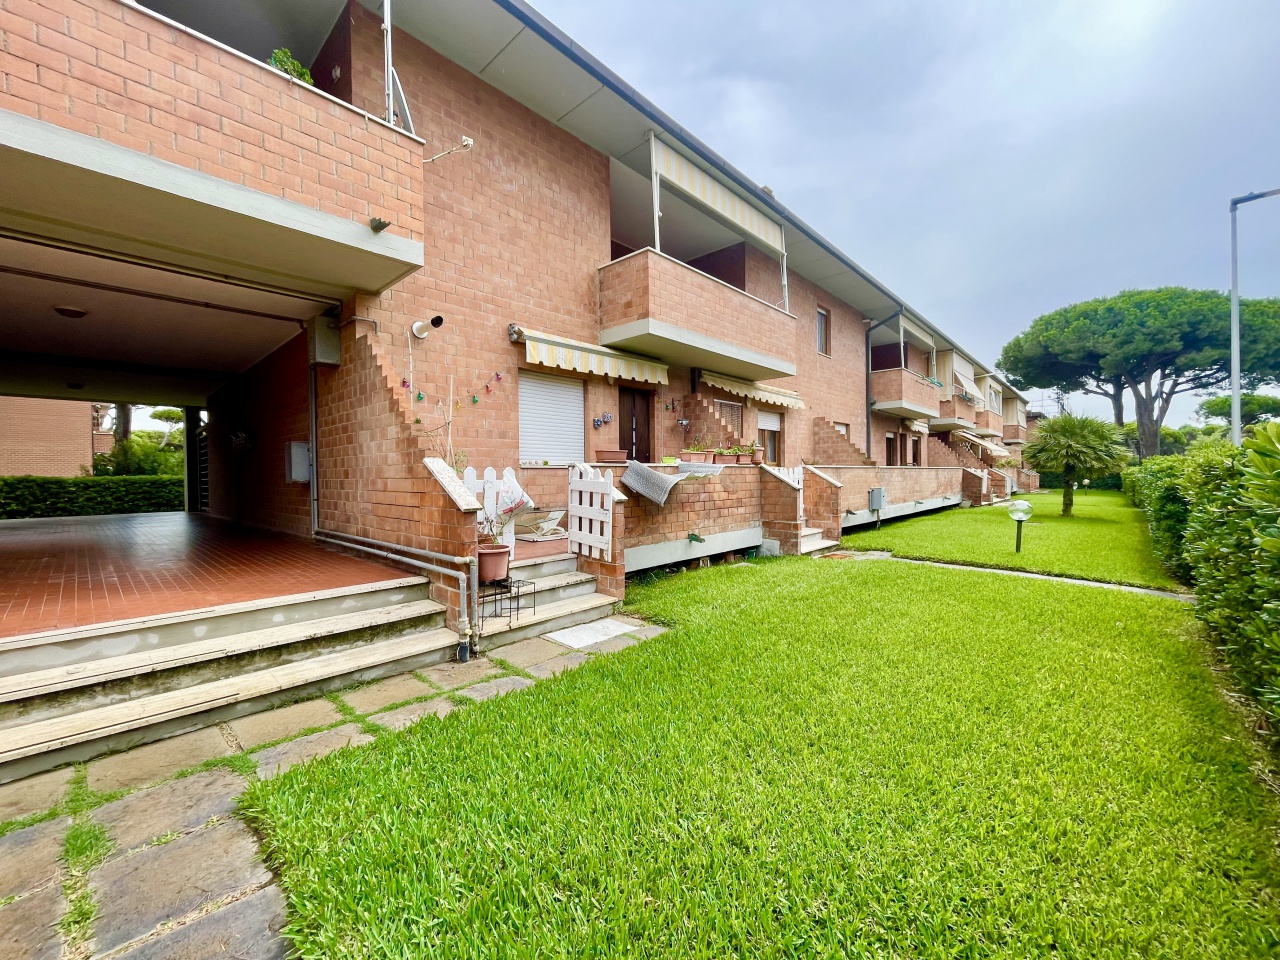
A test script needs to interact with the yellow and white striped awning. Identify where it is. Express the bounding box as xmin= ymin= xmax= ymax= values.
xmin=904 ymin=419 xmax=931 ymax=434
xmin=653 ymin=138 xmax=784 ymax=253
xmin=510 ymin=326 xmax=668 ymax=384
xmin=700 ymin=372 xmax=805 ymax=410
xmin=956 ymin=430 xmax=1010 ymax=458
